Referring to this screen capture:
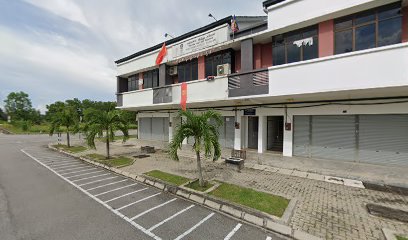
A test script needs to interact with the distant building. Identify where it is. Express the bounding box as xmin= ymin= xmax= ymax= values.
xmin=115 ymin=0 xmax=408 ymax=167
